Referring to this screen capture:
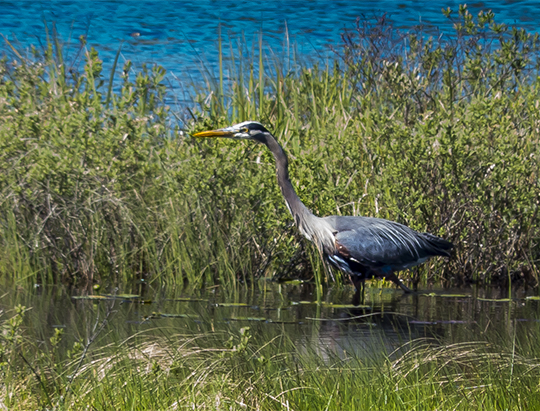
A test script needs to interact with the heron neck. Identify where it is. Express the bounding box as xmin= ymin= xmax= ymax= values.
xmin=263 ymin=135 xmax=318 ymax=238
